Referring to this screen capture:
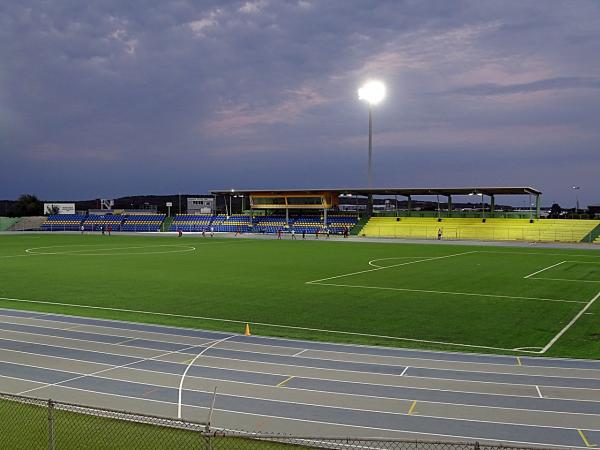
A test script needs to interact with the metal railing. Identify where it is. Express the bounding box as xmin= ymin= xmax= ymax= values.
xmin=0 ymin=391 xmax=549 ymax=450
